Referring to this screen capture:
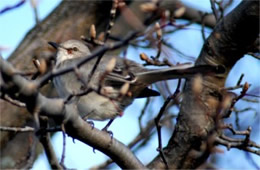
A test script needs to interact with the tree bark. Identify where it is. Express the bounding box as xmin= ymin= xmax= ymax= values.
xmin=148 ymin=1 xmax=259 ymax=168
xmin=1 ymin=1 xmax=113 ymax=168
